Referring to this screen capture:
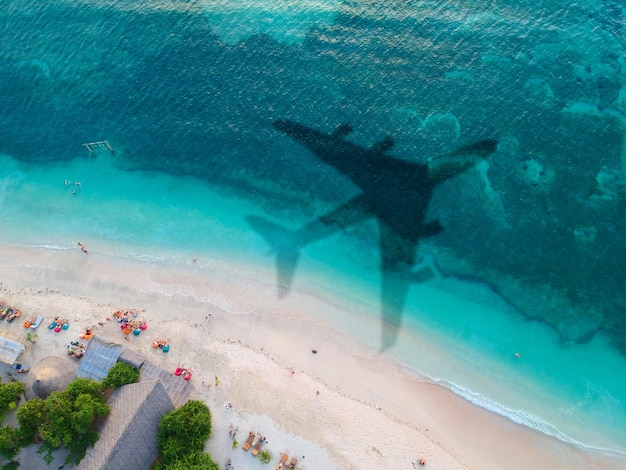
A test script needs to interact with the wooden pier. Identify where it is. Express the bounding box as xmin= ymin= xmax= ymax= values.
xmin=82 ymin=140 xmax=115 ymax=156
